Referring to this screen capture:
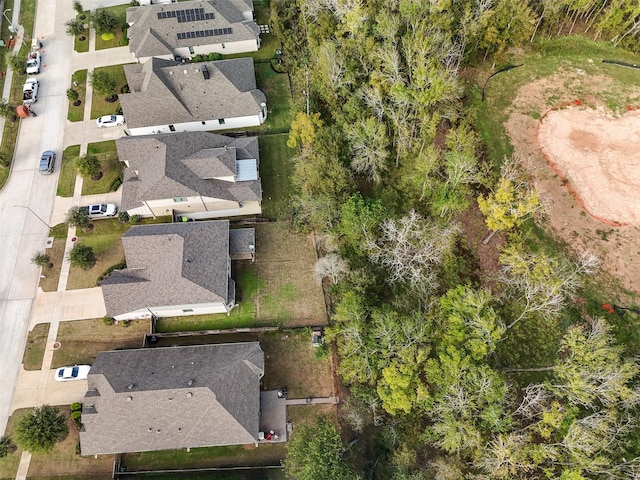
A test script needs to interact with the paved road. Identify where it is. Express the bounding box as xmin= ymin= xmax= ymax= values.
xmin=0 ymin=0 xmax=134 ymax=435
